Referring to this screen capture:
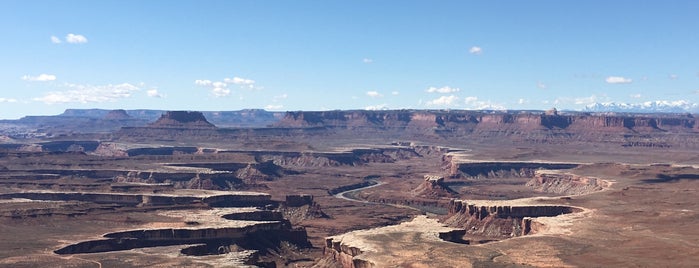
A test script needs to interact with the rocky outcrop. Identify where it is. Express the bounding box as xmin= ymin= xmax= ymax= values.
xmin=526 ymin=171 xmax=611 ymax=195
xmin=442 ymin=200 xmax=580 ymax=237
xmin=279 ymin=195 xmax=329 ymax=224
xmin=149 ymin=111 xmax=216 ymax=129
xmin=412 ymin=175 xmax=458 ymax=198
xmin=323 ymin=238 xmax=375 ymax=268
xmin=93 ymin=142 xmax=129 ymax=157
